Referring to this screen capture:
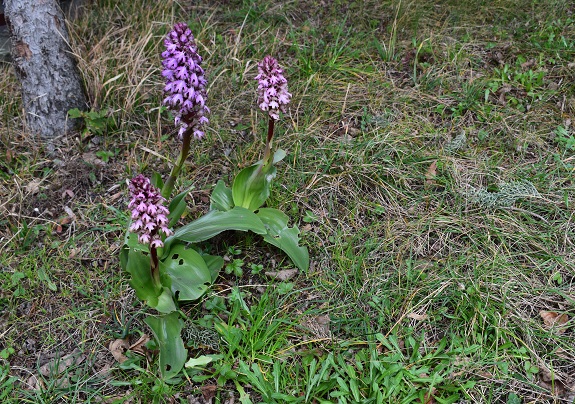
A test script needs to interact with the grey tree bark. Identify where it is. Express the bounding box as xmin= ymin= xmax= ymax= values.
xmin=4 ymin=0 xmax=87 ymax=140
